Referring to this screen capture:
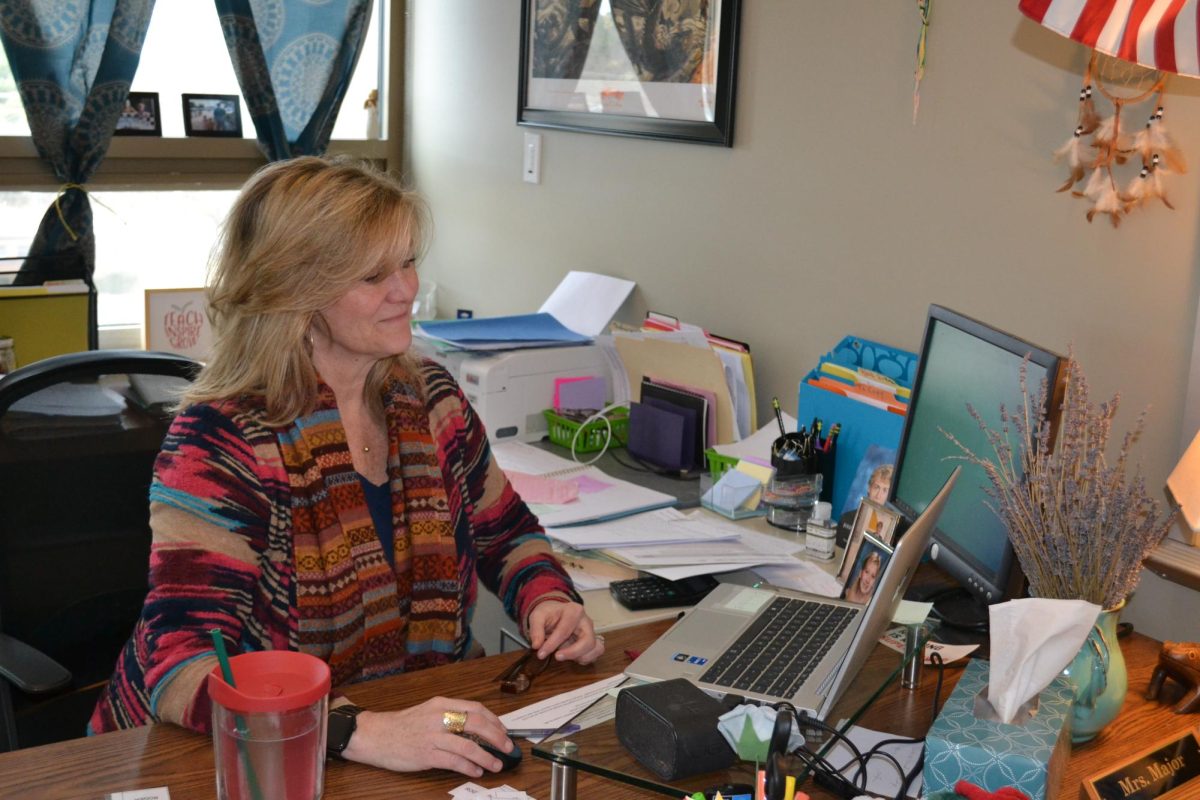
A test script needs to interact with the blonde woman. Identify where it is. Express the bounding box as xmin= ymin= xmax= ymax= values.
xmin=91 ymin=157 xmax=602 ymax=777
